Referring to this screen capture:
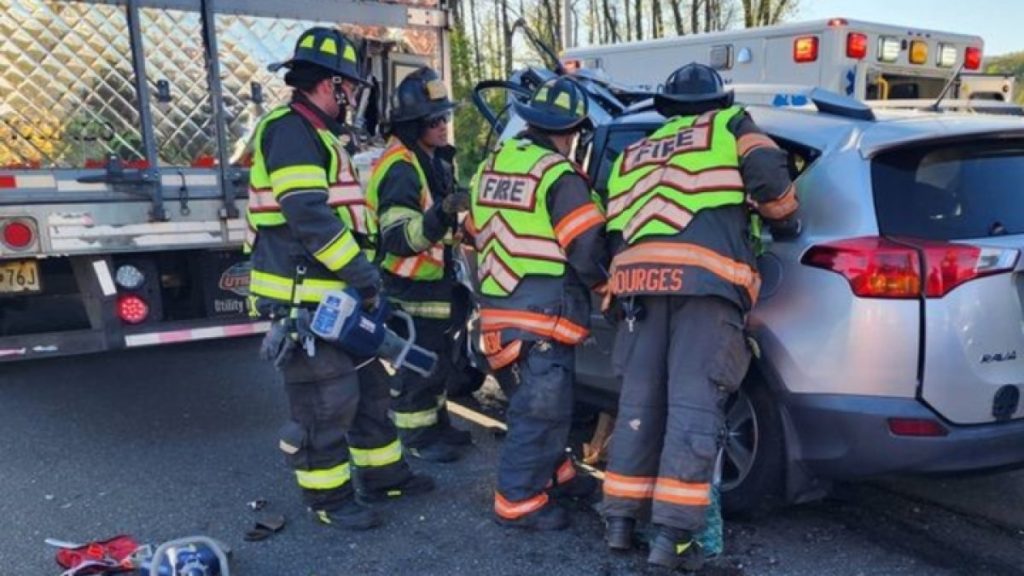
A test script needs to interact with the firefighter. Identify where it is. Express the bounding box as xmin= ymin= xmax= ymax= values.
xmin=600 ymin=63 xmax=801 ymax=569
xmin=366 ymin=67 xmax=472 ymax=463
xmin=468 ymin=77 xmax=609 ymax=530
xmin=247 ymin=27 xmax=434 ymax=531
